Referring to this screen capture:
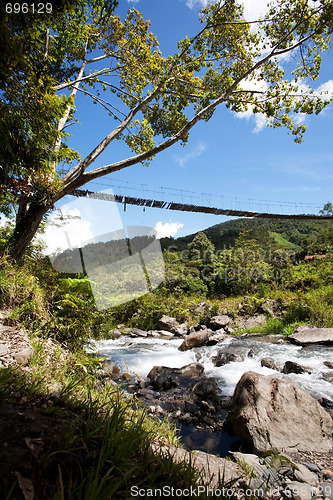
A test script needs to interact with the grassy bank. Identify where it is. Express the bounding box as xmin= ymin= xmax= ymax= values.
xmin=0 ymin=334 xmax=214 ymax=499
